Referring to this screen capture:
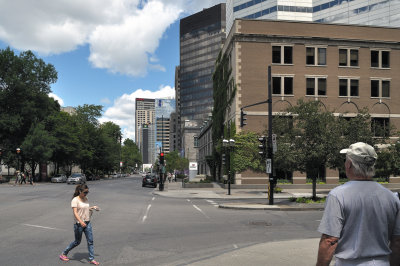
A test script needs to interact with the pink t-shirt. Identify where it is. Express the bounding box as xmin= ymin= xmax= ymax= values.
xmin=71 ymin=196 xmax=90 ymax=223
